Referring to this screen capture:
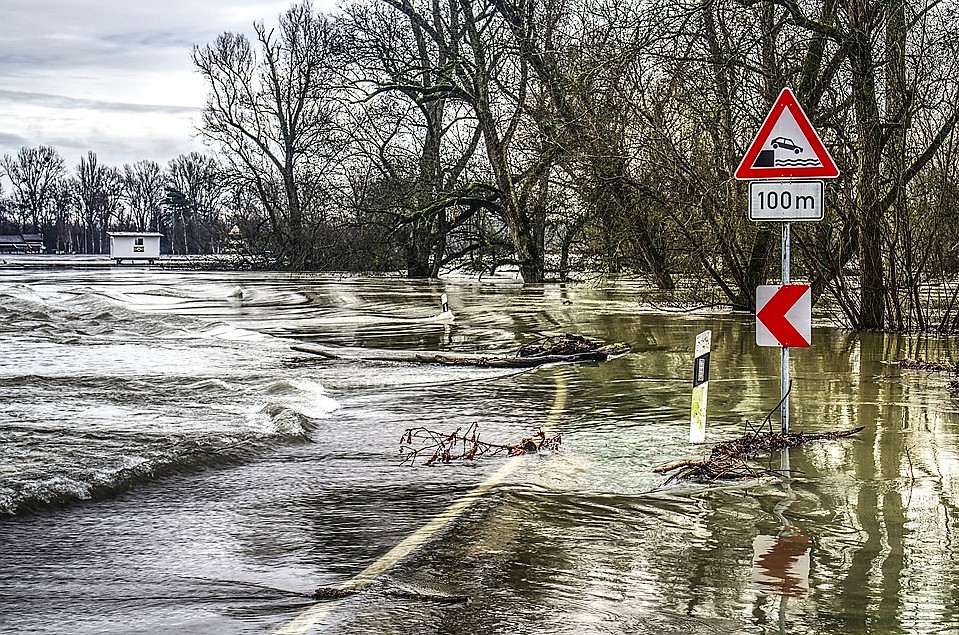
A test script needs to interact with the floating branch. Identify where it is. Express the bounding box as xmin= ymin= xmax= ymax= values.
xmin=655 ymin=394 xmax=864 ymax=484
xmin=313 ymin=585 xmax=468 ymax=604
xmin=292 ymin=333 xmax=629 ymax=368
xmin=399 ymin=423 xmax=561 ymax=467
